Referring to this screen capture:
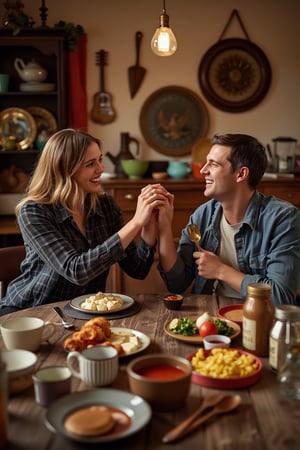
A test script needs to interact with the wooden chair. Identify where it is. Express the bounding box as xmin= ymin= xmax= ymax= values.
xmin=0 ymin=245 xmax=25 ymax=298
